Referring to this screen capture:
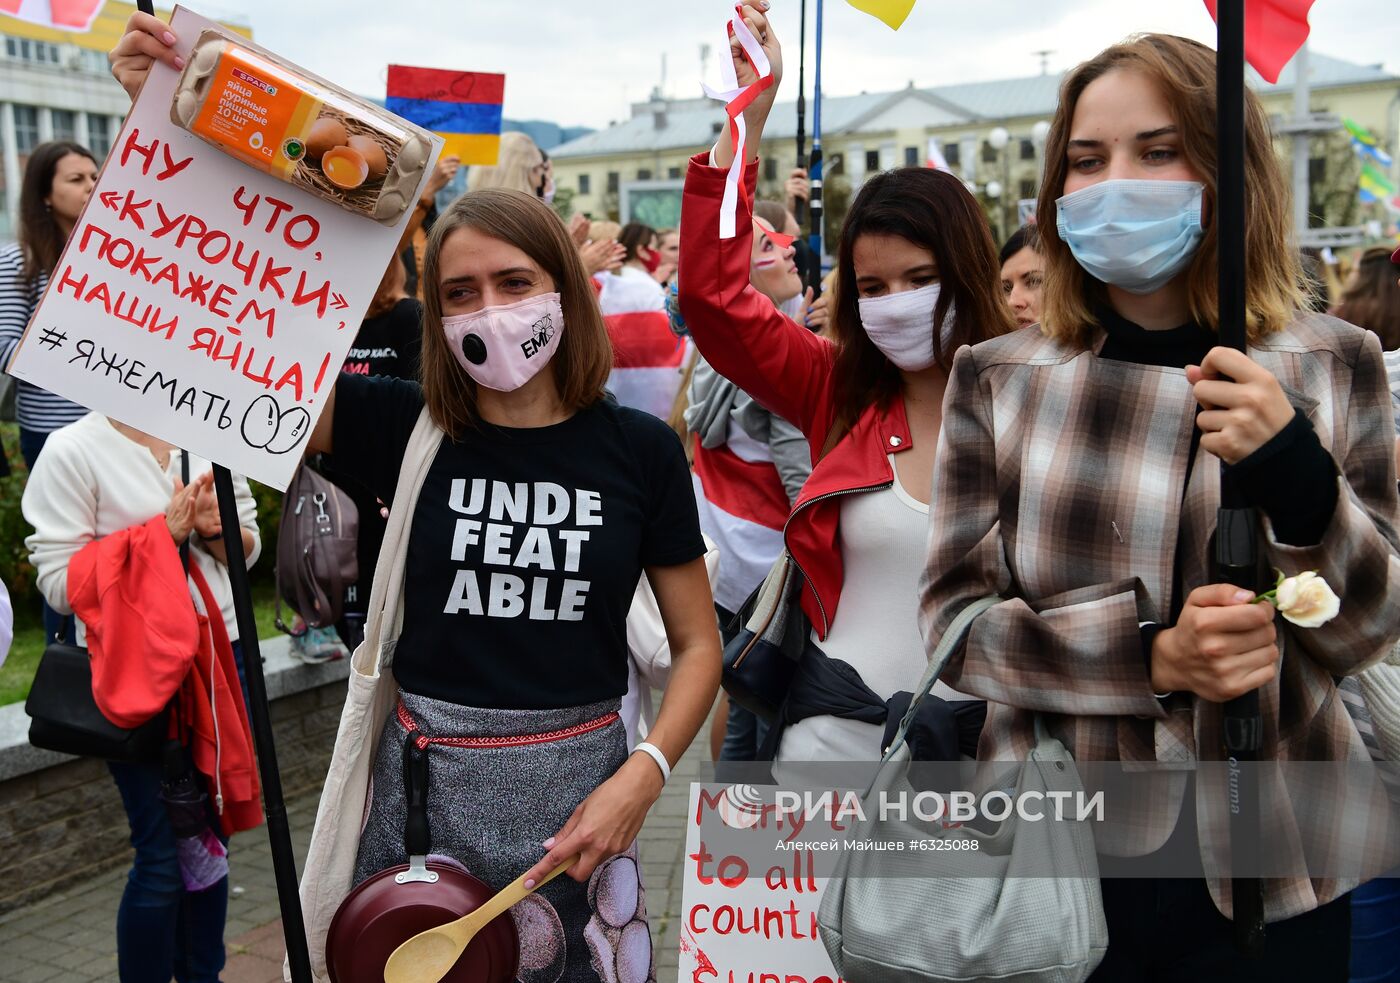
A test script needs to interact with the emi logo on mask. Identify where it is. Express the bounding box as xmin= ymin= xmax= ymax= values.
xmin=520 ymin=315 xmax=556 ymax=359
